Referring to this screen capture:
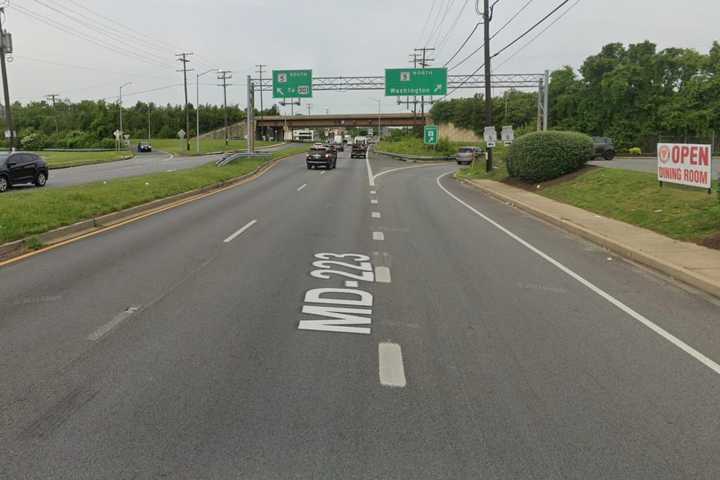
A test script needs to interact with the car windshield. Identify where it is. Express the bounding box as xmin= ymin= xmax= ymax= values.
xmin=459 ymin=147 xmax=475 ymax=153
xmin=310 ymin=148 xmax=325 ymax=153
